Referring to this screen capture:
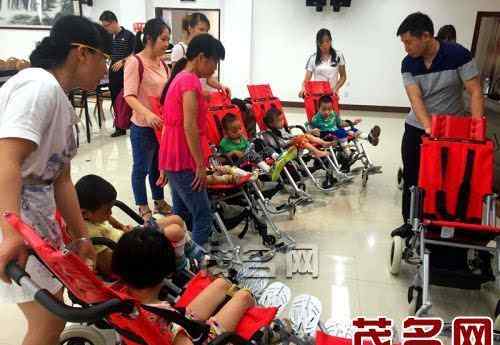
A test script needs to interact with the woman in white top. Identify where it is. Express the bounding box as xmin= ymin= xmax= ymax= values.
xmin=299 ymin=28 xmax=347 ymax=97
xmin=0 ymin=16 xmax=109 ymax=345
xmin=171 ymin=12 xmax=230 ymax=96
